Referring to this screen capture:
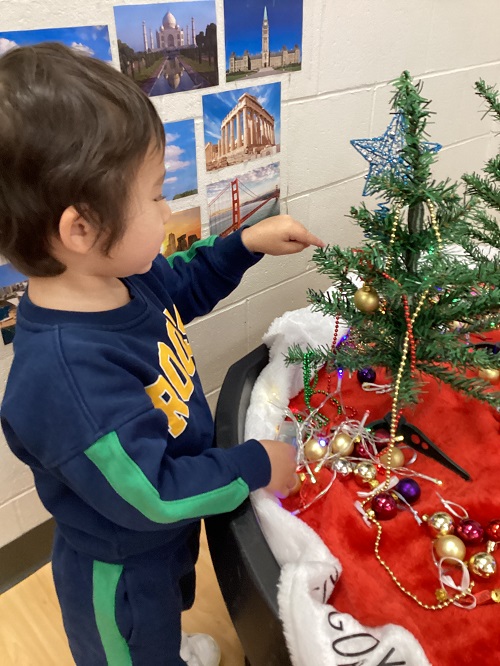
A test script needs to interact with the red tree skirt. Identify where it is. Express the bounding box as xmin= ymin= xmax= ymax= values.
xmin=283 ymin=336 xmax=500 ymax=665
